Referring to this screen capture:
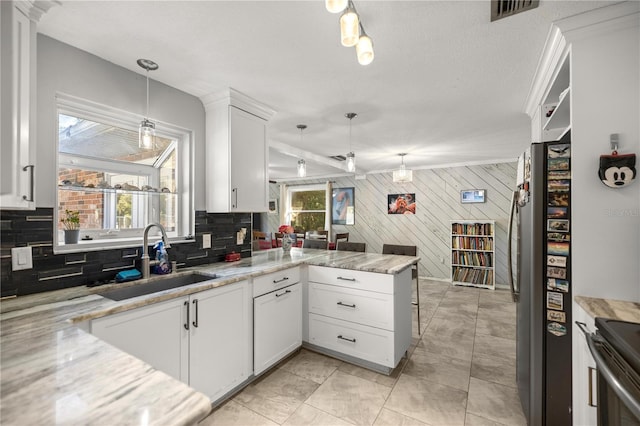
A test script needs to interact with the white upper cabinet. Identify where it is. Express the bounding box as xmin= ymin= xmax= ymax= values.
xmin=202 ymin=88 xmax=276 ymax=213
xmin=0 ymin=2 xmax=37 ymax=209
